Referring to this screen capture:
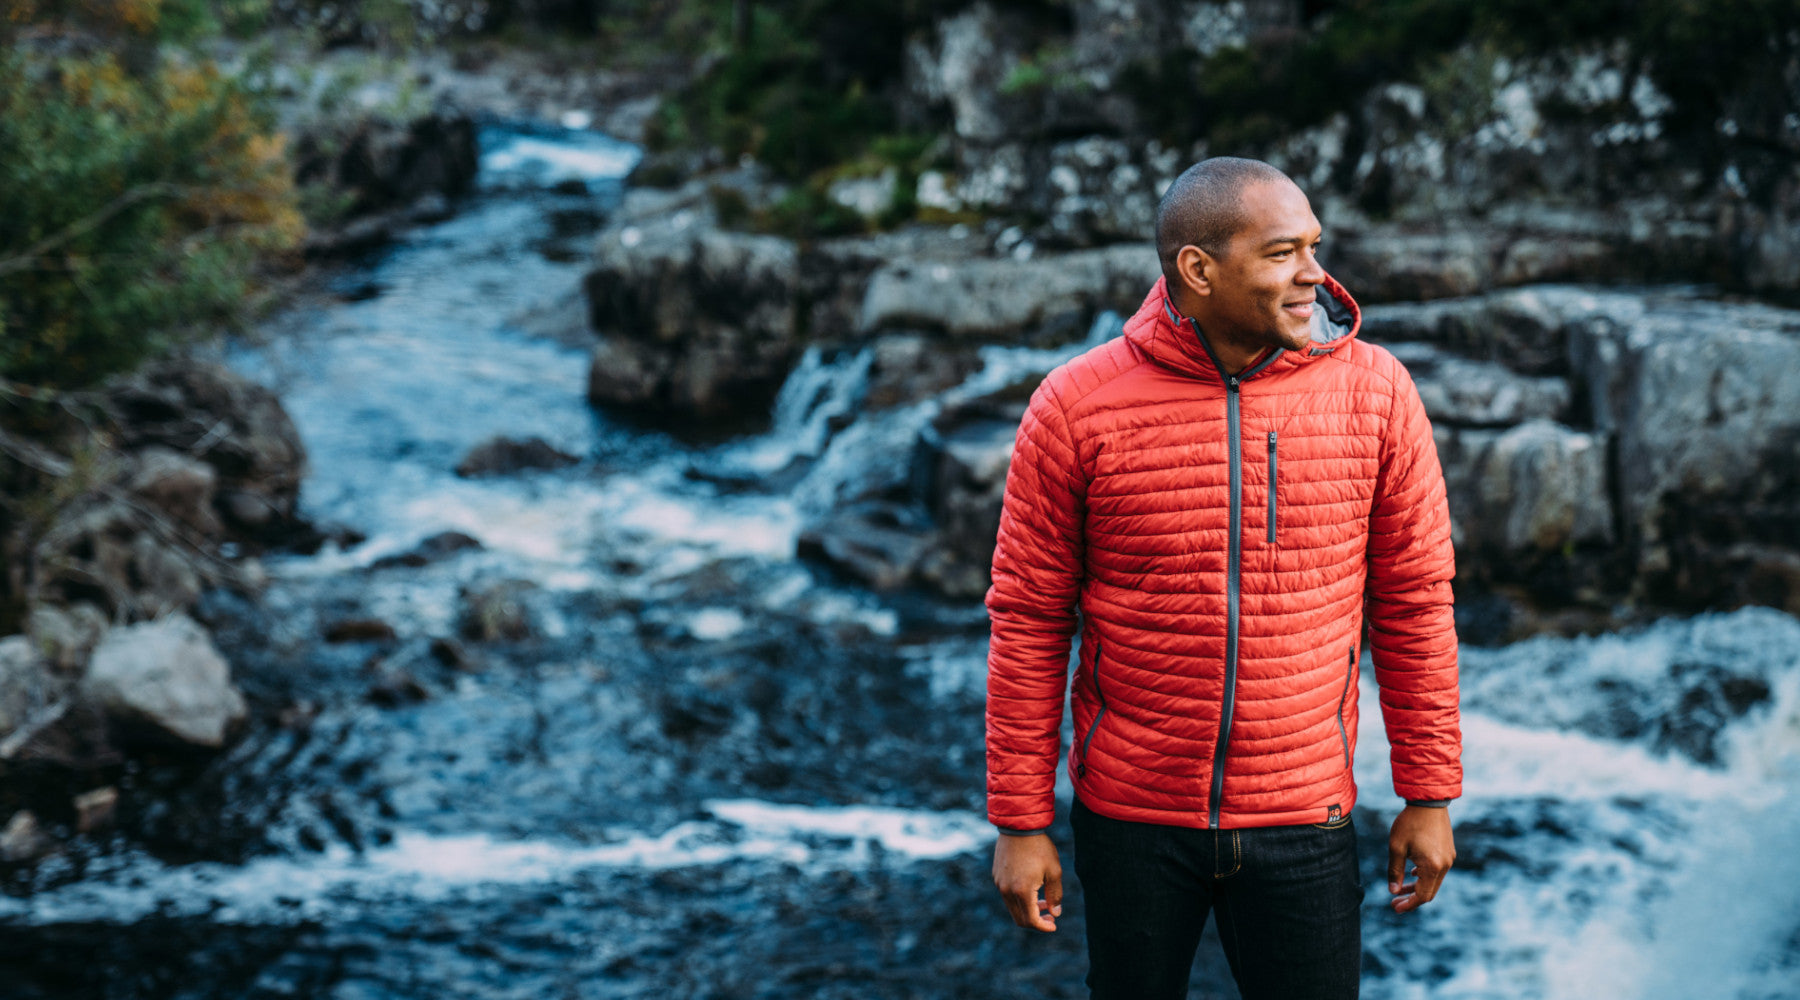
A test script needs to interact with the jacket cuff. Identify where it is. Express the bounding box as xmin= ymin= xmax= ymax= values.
xmin=1404 ymin=798 xmax=1452 ymax=808
xmin=995 ymin=825 xmax=1050 ymax=837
